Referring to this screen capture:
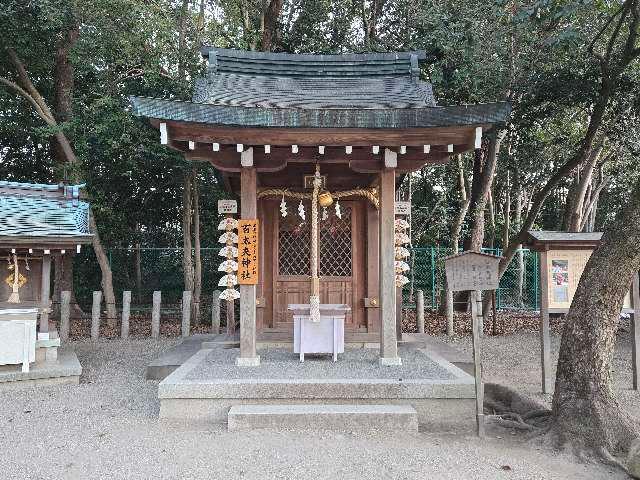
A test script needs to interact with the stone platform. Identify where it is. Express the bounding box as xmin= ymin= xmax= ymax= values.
xmin=159 ymin=344 xmax=476 ymax=430
xmin=0 ymin=348 xmax=82 ymax=389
